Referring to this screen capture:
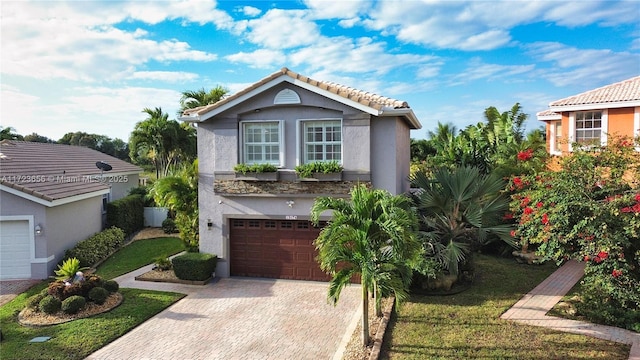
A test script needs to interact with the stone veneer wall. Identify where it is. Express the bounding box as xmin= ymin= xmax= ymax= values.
xmin=214 ymin=180 xmax=372 ymax=196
